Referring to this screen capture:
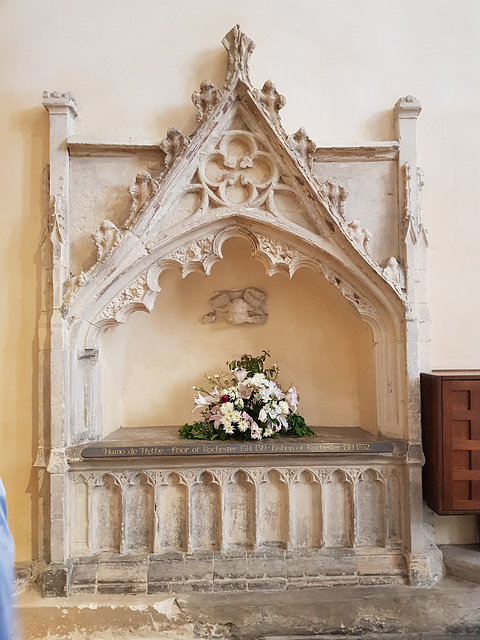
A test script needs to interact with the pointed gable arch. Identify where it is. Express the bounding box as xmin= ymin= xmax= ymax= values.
xmin=64 ymin=26 xmax=406 ymax=360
